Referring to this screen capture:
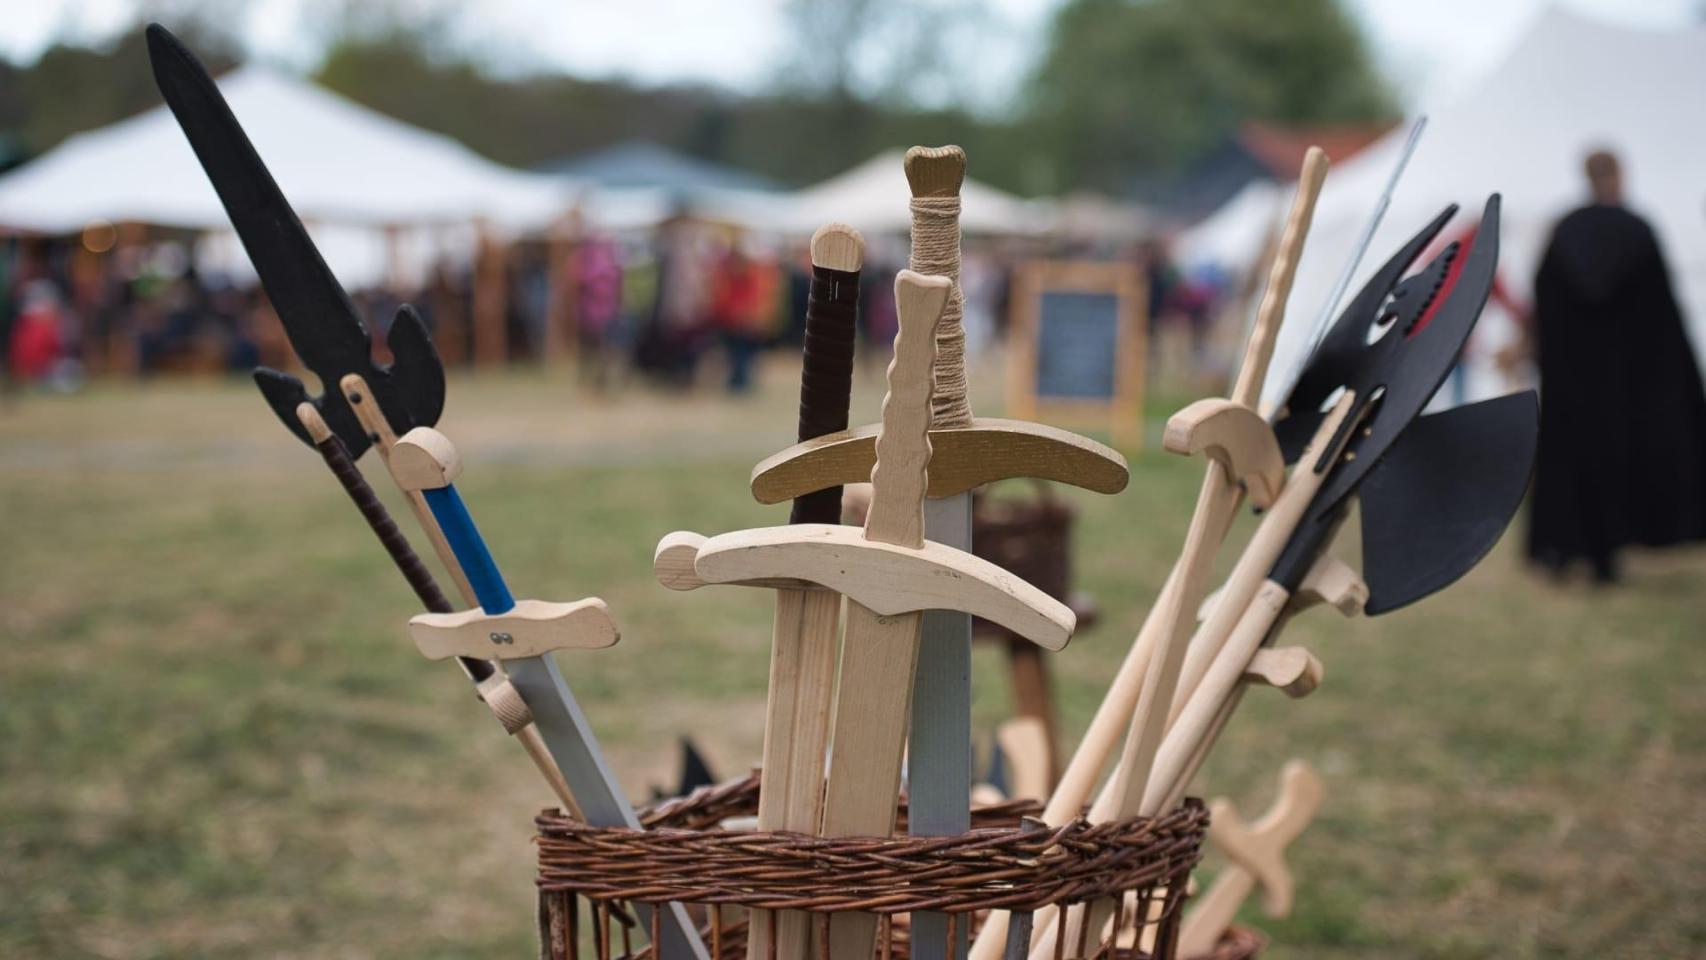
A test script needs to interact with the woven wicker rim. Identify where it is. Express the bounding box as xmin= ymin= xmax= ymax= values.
xmin=536 ymin=774 xmax=1208 ymax=916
